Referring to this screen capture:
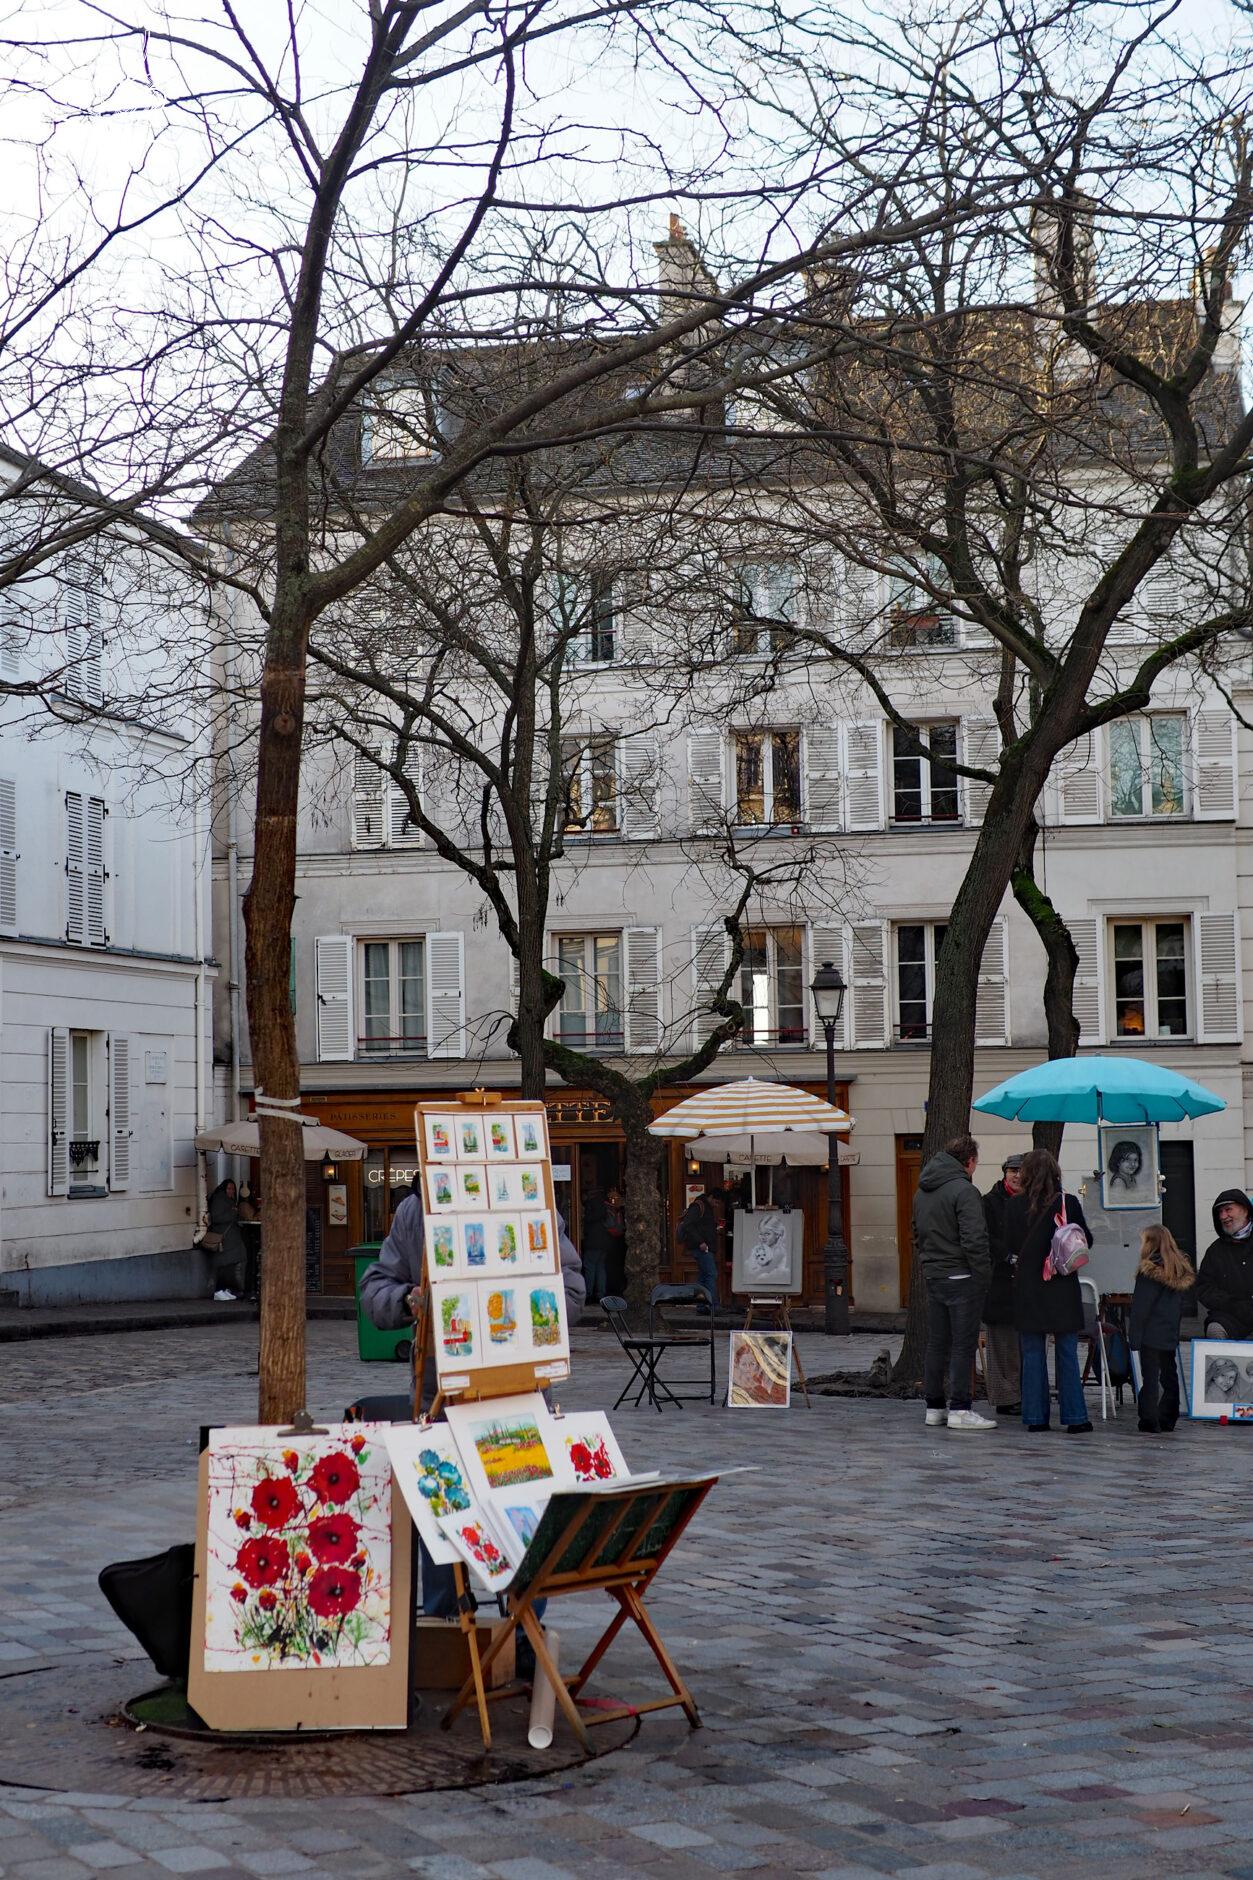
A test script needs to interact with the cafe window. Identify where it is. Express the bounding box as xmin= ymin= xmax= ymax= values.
xmin=361 ymin=1143 xmax=422 ymax=1243
xmin=1111 ymin=919 xmax=1189 ymax=1038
